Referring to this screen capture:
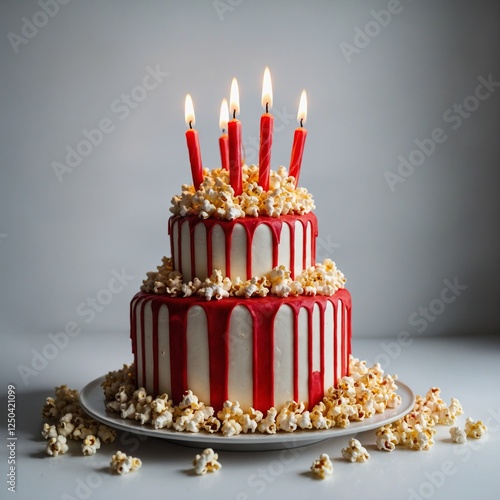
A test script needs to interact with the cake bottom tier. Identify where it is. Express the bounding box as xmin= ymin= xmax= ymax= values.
xmin=130 ymin=289 xmax=351 ymax=412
